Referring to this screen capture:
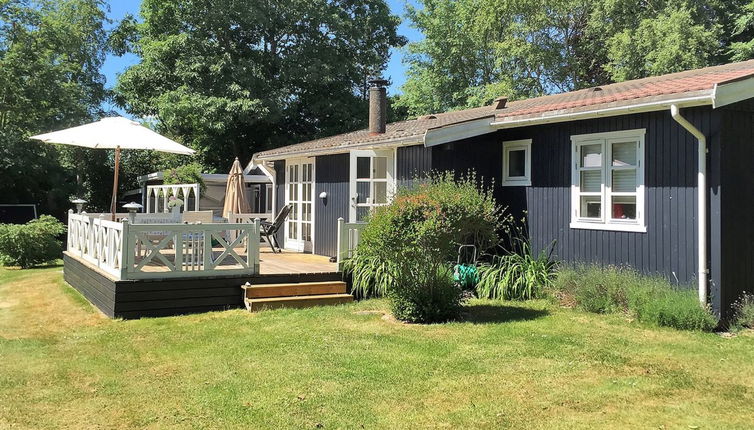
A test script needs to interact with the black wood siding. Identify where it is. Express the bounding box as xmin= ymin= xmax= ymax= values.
xmin=432 ymin=108 xmax=712 ymax=287
xmin=397 ymin=144 xmax=433 ymax=188
xmin=315 ymin=153 xmax=350 ymax=257
xmin=717 ymin=100 xmax=754 ymax=316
